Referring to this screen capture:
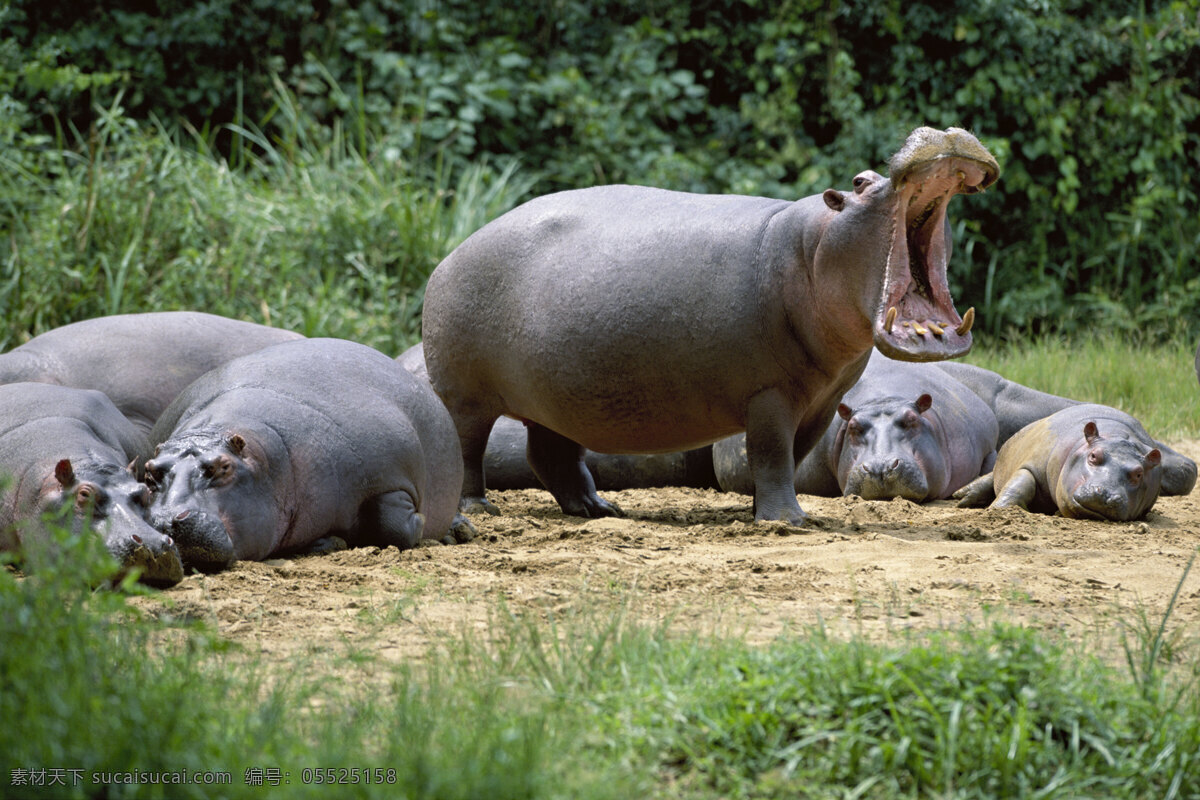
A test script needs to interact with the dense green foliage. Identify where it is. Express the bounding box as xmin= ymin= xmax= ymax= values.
xmin=2 ymin=0 xmax=1198 ymax=343
xmin=4 ymin=536 xmax=1199 ymax=799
